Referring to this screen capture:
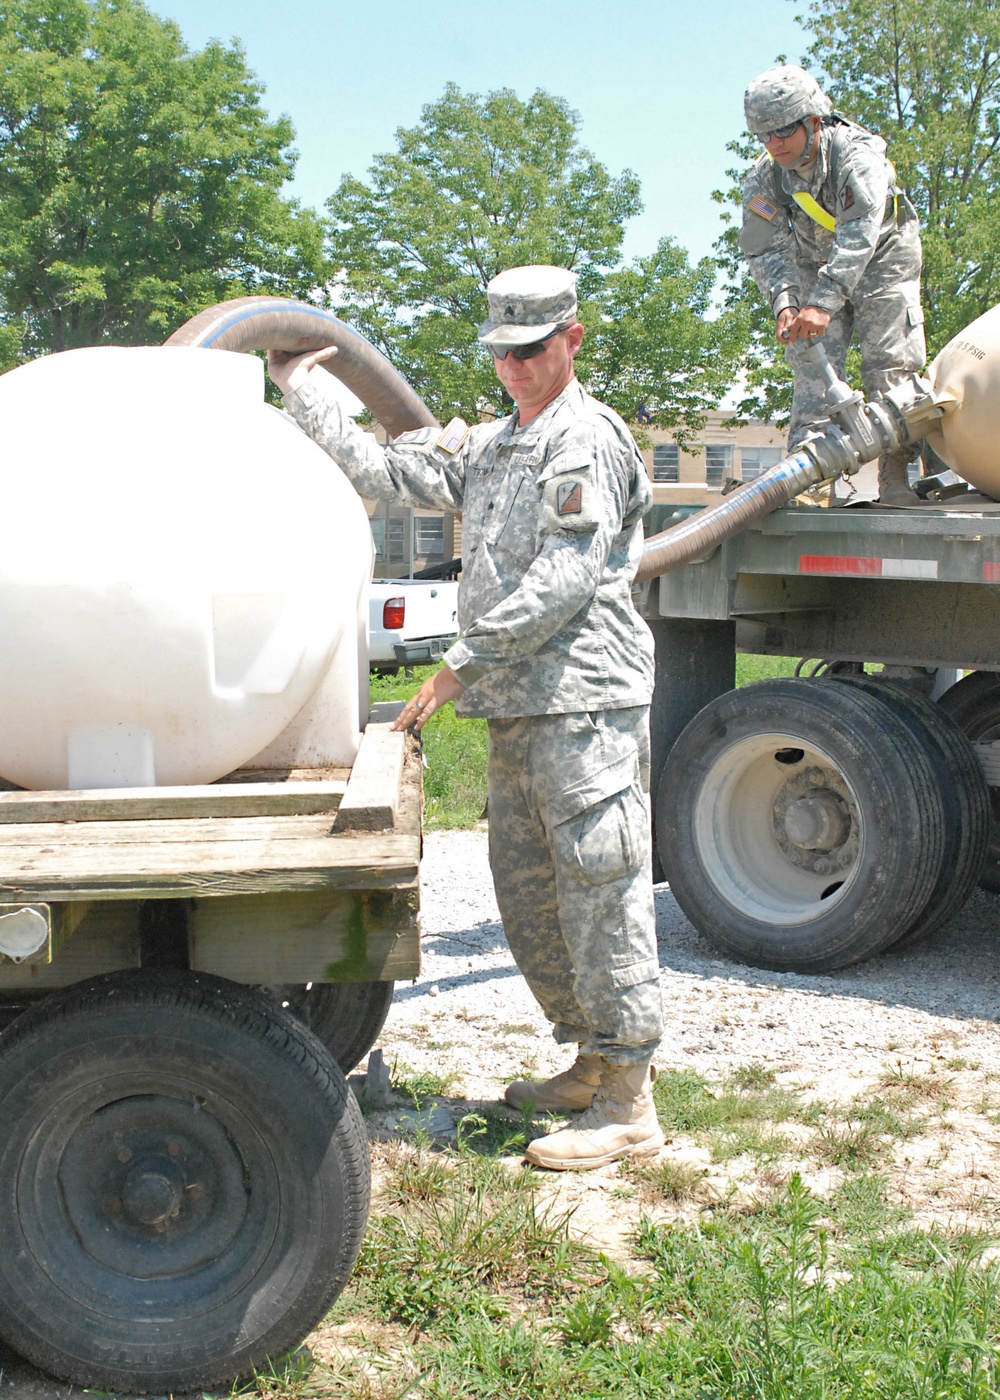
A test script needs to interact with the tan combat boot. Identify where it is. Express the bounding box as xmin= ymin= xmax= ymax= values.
xmin=504 ymin=1051 xmax=603 ymax=1111
xmin=524 ymin=1060 xmax=665 ymax=1170
xmin=878 ymin=448 xmax=918 ymax=507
